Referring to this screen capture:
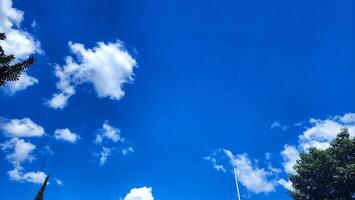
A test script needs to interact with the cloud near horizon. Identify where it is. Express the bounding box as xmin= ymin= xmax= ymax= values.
xmin=123 ymin=186 xmax=154 ymax=200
